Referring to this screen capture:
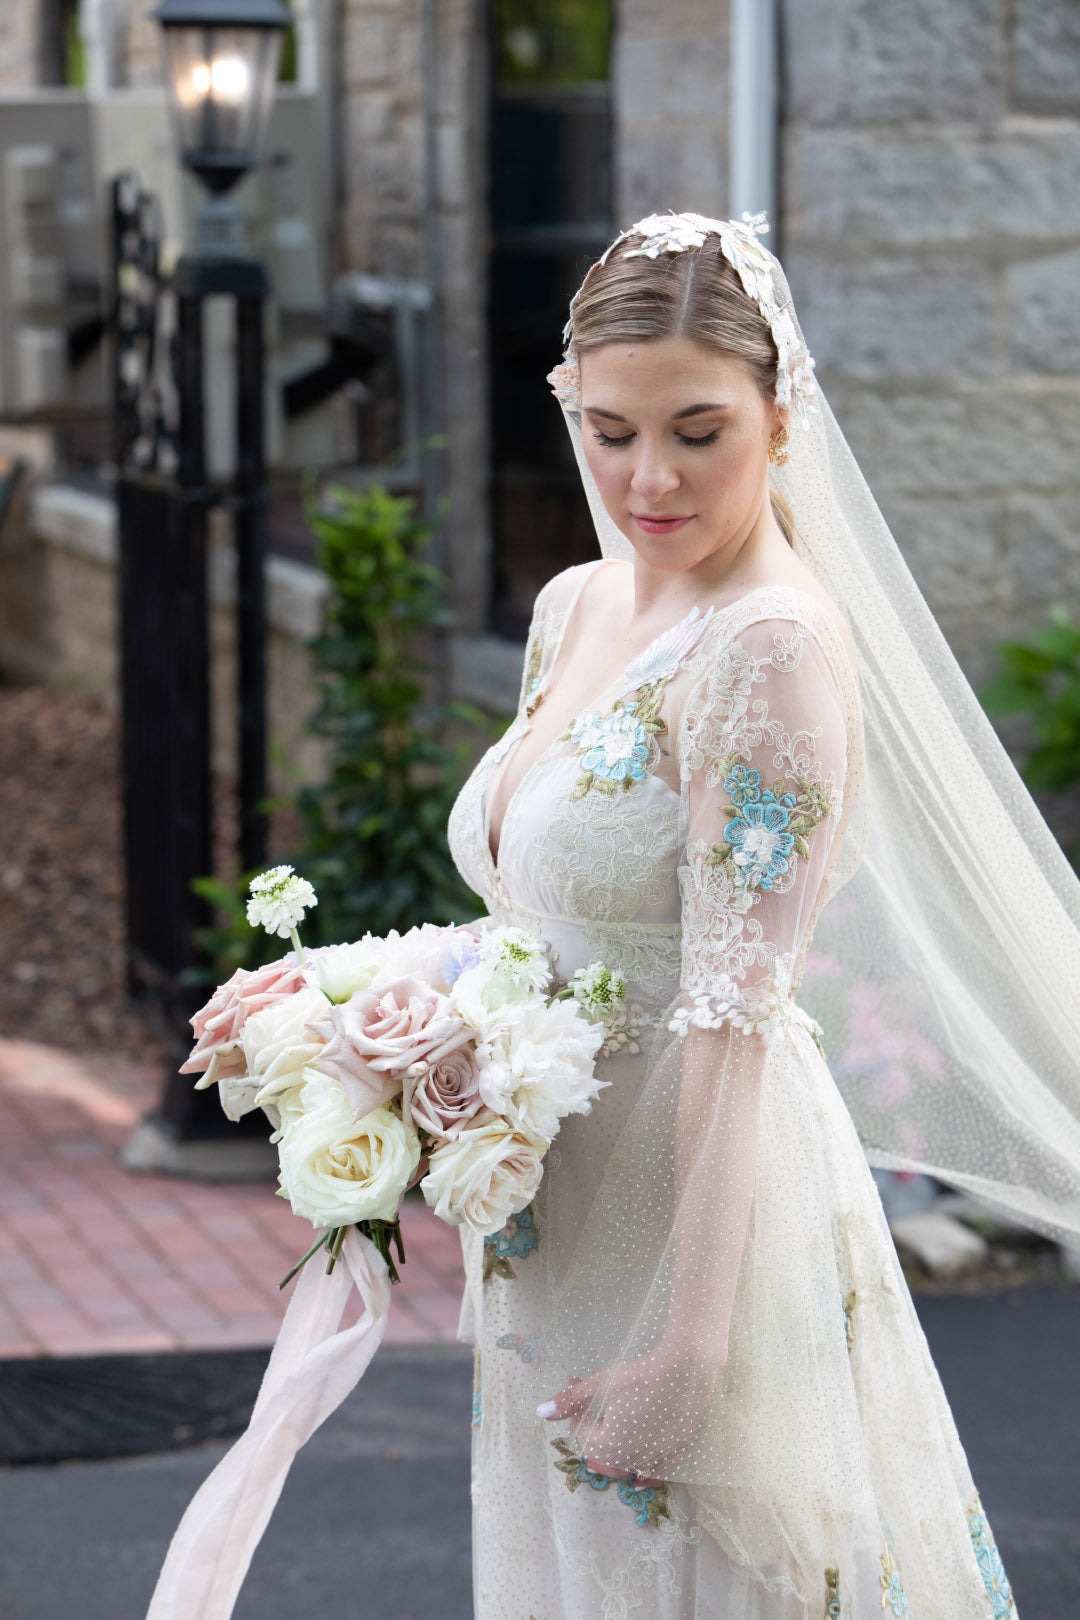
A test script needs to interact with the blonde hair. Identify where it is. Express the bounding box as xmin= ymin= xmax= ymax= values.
xmin=569 ymin=239 xmax=798 ymax=545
